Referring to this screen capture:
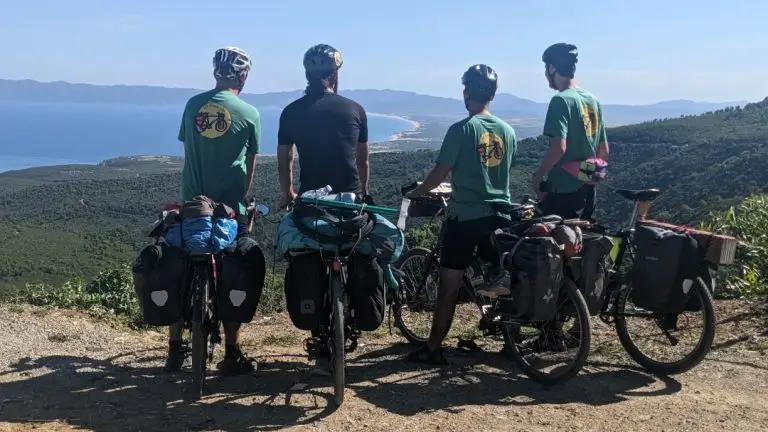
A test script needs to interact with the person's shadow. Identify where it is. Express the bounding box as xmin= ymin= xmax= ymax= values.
xmin=0 ymin=348 xmax=336 ymax=432
xmin=341 ymin=342 xmax=682 ymax=416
